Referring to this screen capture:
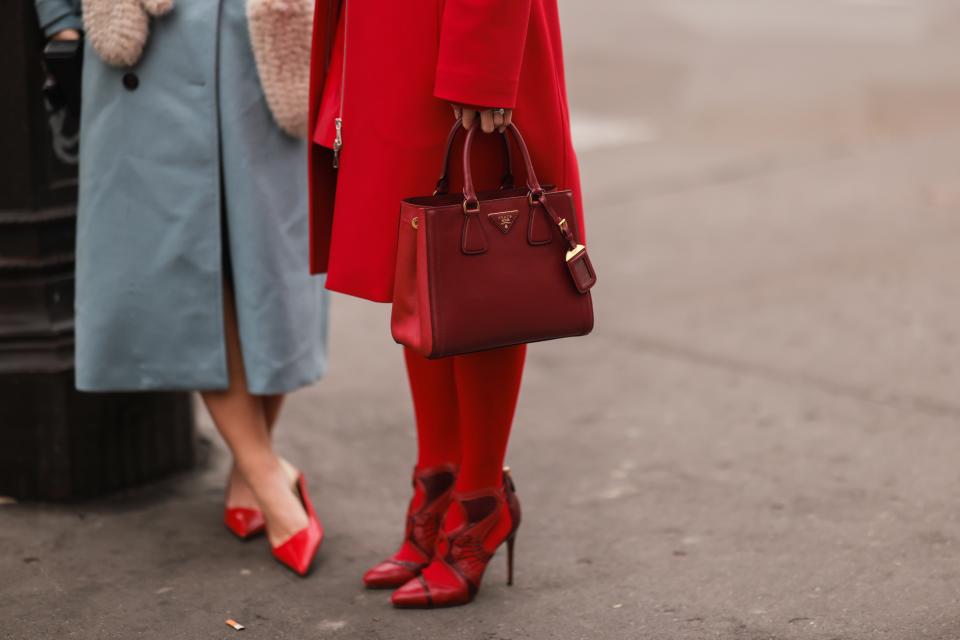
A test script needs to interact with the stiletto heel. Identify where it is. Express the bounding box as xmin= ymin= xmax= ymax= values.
xmin=506 ymin=532 xmax=516 ymax=586
xmin=271 ymin=473 xmax=324 ymax=576
xmin=391 ymin=468 xmax=522 ymax=609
